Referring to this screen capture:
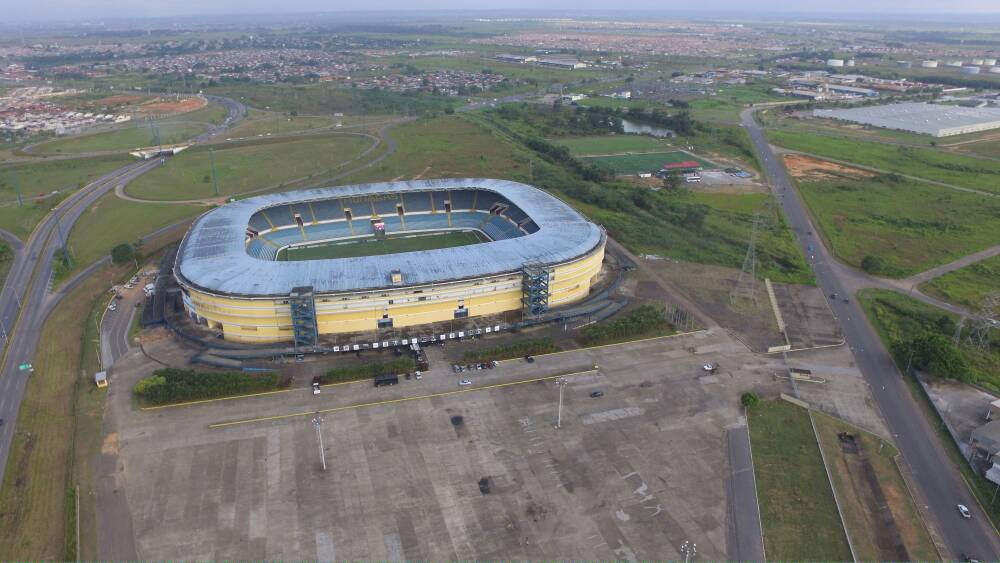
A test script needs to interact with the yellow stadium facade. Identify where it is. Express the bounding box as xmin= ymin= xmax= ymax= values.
xmin=179 ymin=242 xmax=604 ymax=343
